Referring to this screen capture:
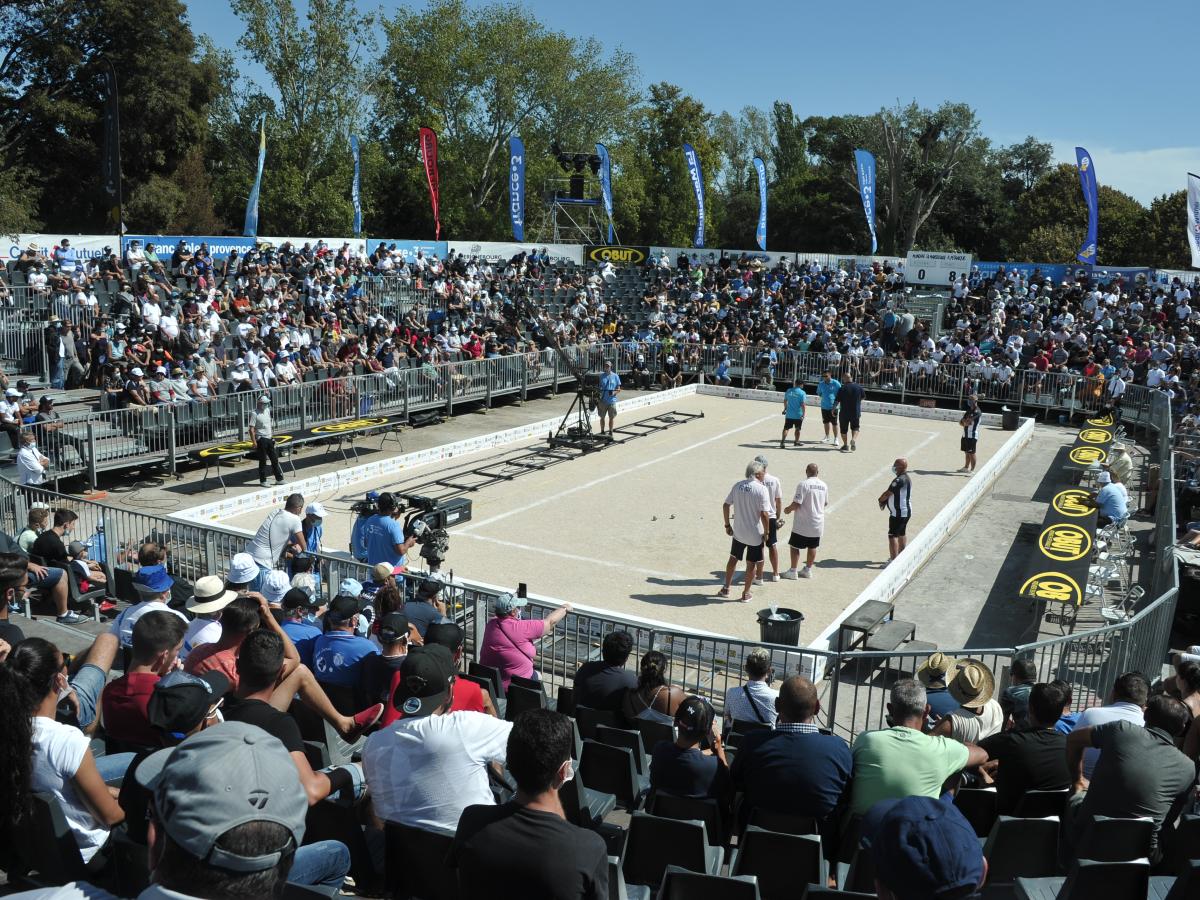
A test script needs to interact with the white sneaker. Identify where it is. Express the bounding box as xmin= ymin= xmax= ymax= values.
xmin=753 ymin=576 xmax=764 ymax=585
xmin=799 ymin=566 xmax=812 ymax=578
xmin=780 ymin=568 xmax=799 ymax=580
xmin=771 ymin=573 xmax=781 ymax=582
